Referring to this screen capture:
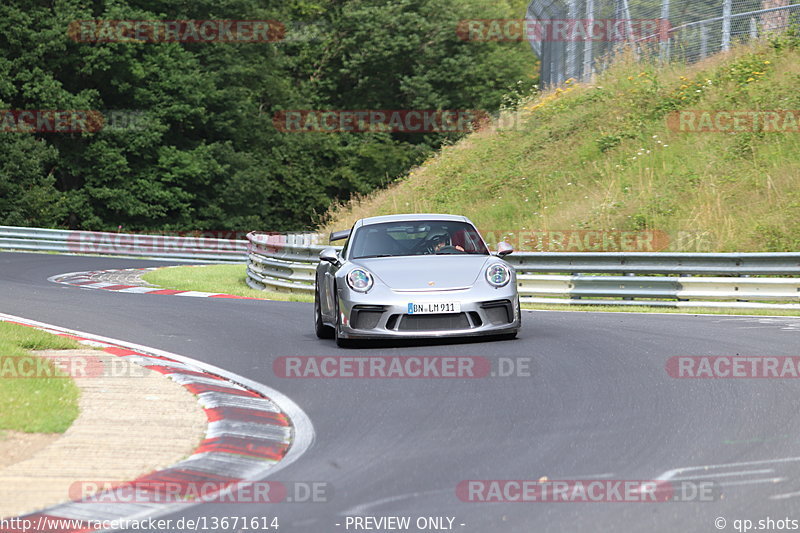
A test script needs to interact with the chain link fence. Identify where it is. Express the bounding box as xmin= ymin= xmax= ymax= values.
xmin=526 ymin=0 xmax=800 ymax=86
